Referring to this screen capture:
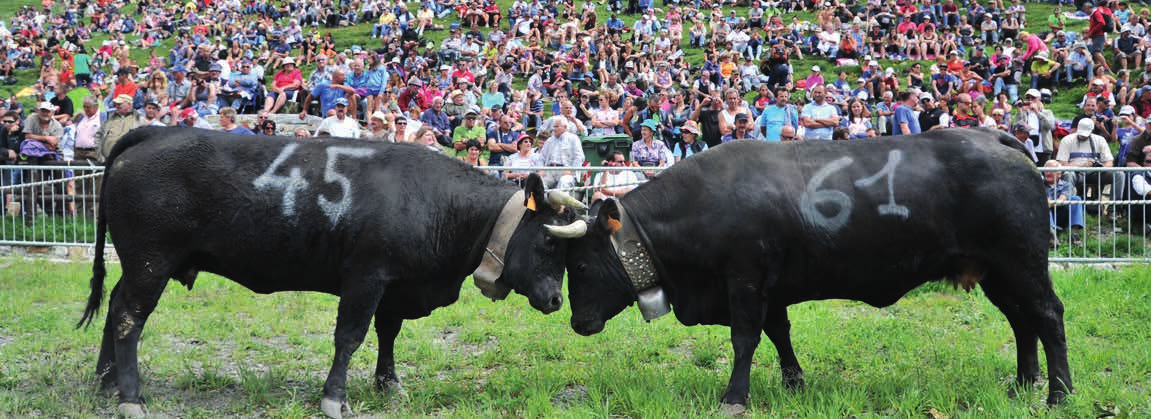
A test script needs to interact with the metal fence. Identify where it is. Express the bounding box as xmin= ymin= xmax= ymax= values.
xmin=2 ymin=163 xmax=1150 ymax=263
